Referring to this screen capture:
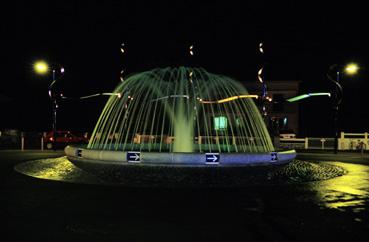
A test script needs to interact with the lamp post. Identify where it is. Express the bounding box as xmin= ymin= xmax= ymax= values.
xmin=34 ymin=60 xmax=65 ymax=150
xmin=327 ymin=63 xmax=358 ymax=154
